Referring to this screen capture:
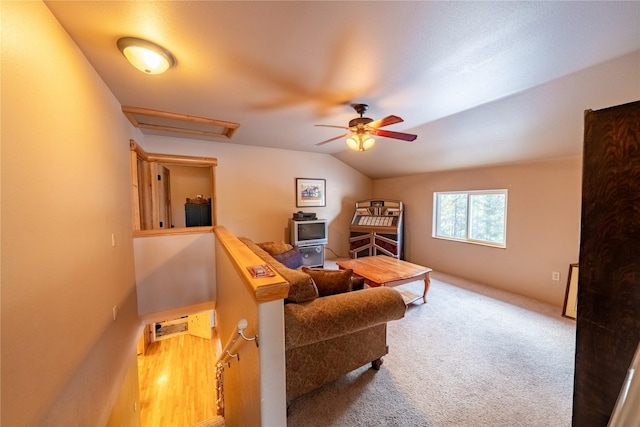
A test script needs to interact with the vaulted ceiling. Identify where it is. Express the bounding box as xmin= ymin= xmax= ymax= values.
xmin=45 ymin=1 xmax=640 ymax=178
